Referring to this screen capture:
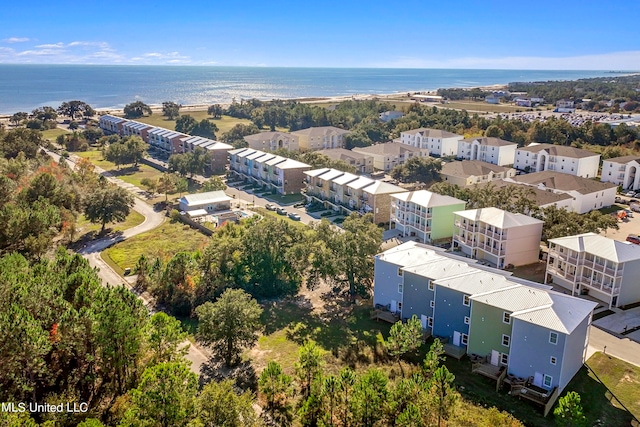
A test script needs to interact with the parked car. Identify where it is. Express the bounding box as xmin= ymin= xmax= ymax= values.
xmin=625 ymin=191 xmax=635 ymax=197
xmin=265 ymin=203 xmax=277 ymax=211
xmin=288 ymin=213 xmax=301 ymax=221
xmin=630 ymin=199 xmax=639 ymax=204
xmin=624 ymin=209 xmax=634 ymax=218
xmin=630 ymin=203 xmax=640 ymax=213
xmin=617 ymin=197 xmax=629 ymax=205
xmin=626 ymin=234 xmax=640 ymax=245
xmin=276 ymin=207 xmax=287 ymax=215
